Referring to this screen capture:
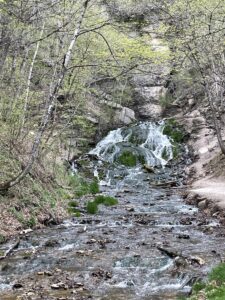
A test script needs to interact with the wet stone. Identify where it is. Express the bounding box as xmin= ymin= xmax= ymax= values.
xmin=1 ymin=122 xmax=225 ymax=299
